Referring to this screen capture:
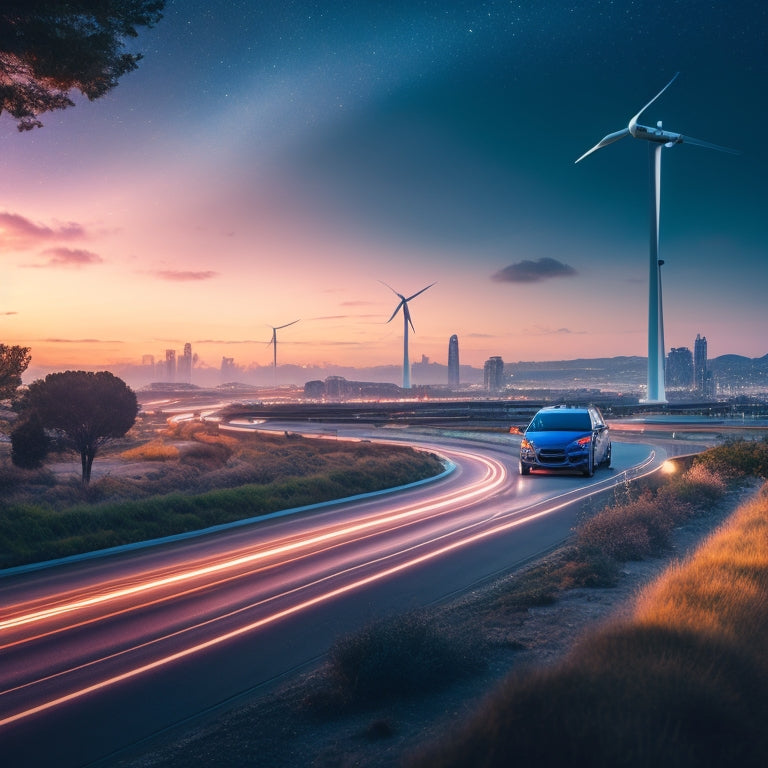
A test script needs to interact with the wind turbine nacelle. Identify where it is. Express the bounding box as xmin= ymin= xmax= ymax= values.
xmin=629 ymin=122 xmax=682 ymax=146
